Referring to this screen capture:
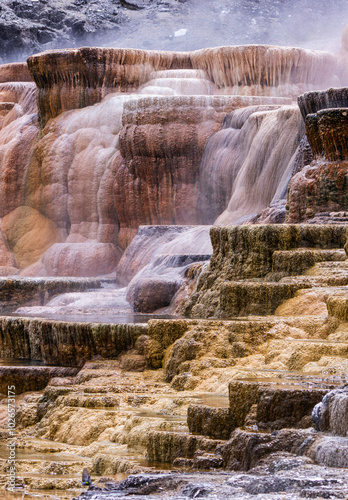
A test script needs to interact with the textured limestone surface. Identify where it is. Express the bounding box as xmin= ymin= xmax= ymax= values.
xmin=2 ymin=44 xmax=314 ymax=277
xmin=0 ymin=365 xmax=79 ymax=394
xmin=2 ymin=232 xmax=348 ymax=497
xmin=1 ymin=39 xmax=347 ymax=276
xmin=183 ymin=224 xmax=348 ymax=318
xmin=0 ymin=316 xmax=147 ymax=365
xmin=27 ymin=45 xmax=336 ymax=126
